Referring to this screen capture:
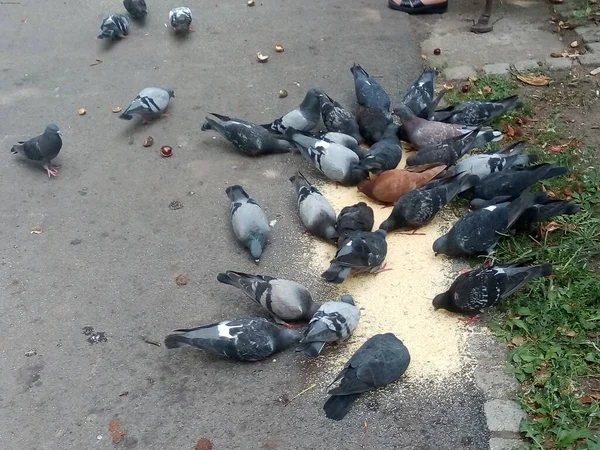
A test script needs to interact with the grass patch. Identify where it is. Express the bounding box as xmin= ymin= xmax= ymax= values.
xmin=442 ymin=74 xmax=600 ymax=449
